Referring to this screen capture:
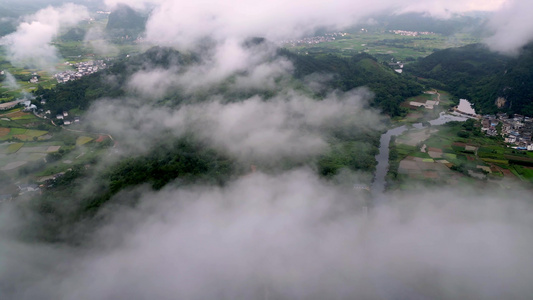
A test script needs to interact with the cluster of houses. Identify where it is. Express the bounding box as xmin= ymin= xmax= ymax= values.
xmin=279 ymin=32 xmax=348 ymax=47
xmin=54 ymin=60 xmax=107 ymax=83
xmin=389 ymin=30 xmax=435 ymax=37
xmin=482 ymin=113 xmax=533 ymax=150
xmin=388 ymin=61 xmax=404 ymax=74
xmin=29 ymin=72 xmax=40 ymax=83
xmin=54 ymin=111 xmax=80 ymax=125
